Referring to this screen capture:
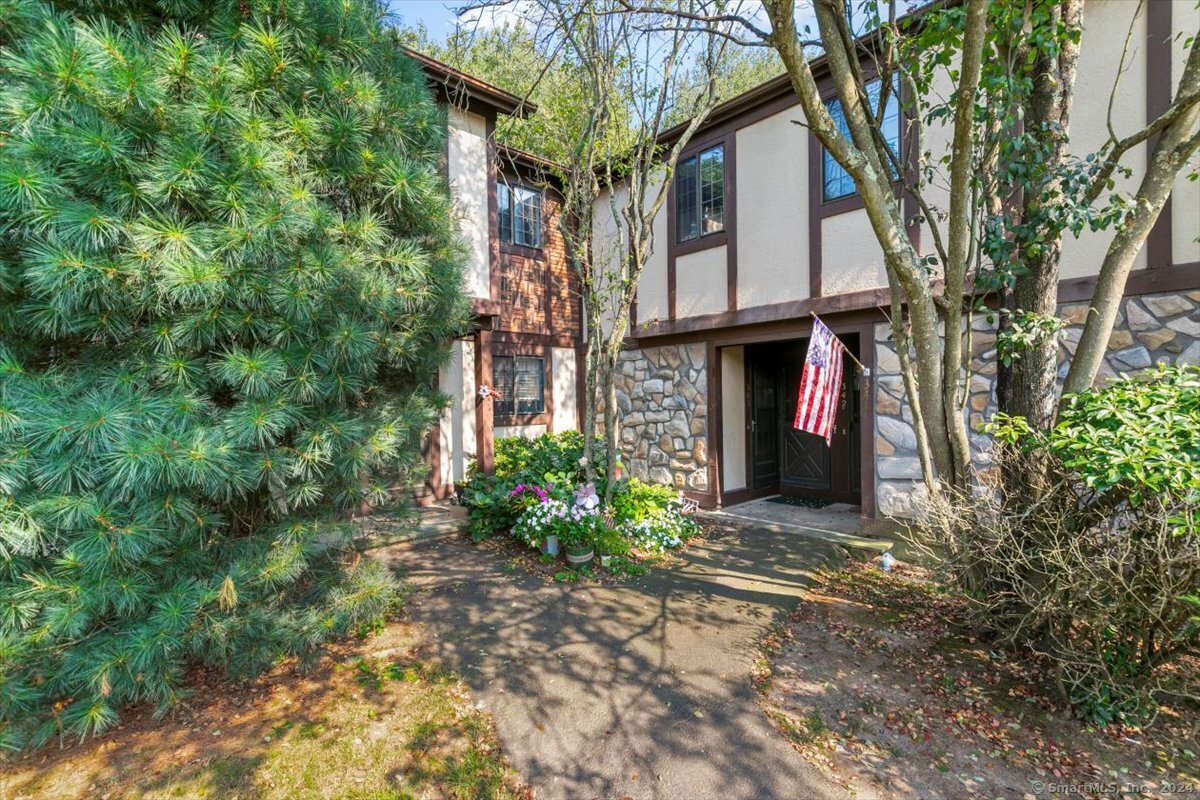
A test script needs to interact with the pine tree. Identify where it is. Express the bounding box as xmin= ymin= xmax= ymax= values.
xmin=0 ymin=0 xmax=468 ymax=747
